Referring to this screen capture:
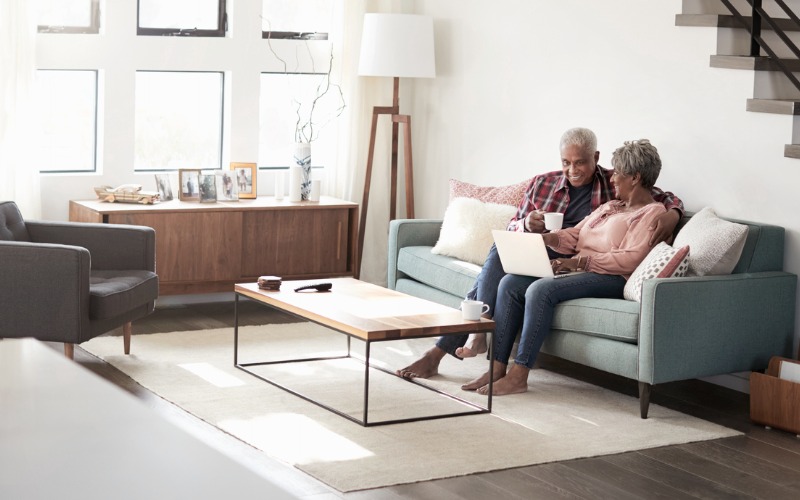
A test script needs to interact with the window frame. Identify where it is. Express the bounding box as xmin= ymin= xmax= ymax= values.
xmin=37 ymin=0 xmax=101 ymax=35
xmin=136 ymin=0 xmax=227 ymax=37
